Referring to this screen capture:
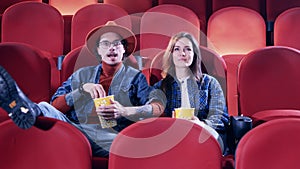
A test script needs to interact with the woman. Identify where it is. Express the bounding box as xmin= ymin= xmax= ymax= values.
xmin=154 ymin=32 xmax=229 ymax=152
